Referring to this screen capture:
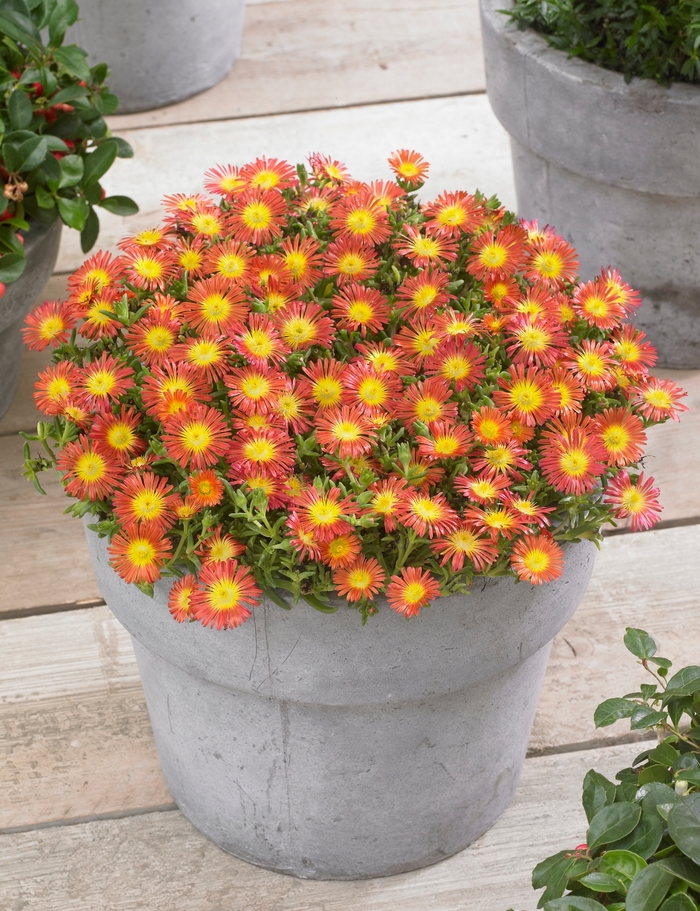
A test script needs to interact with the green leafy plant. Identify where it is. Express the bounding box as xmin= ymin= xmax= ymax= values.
xmin=504 ymin=0 xmax=700 ymax=86
xmin=0 ymin=0 xmax=138 ymax=292
xmin=508 ymin=628 xmax=700 ymax=911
